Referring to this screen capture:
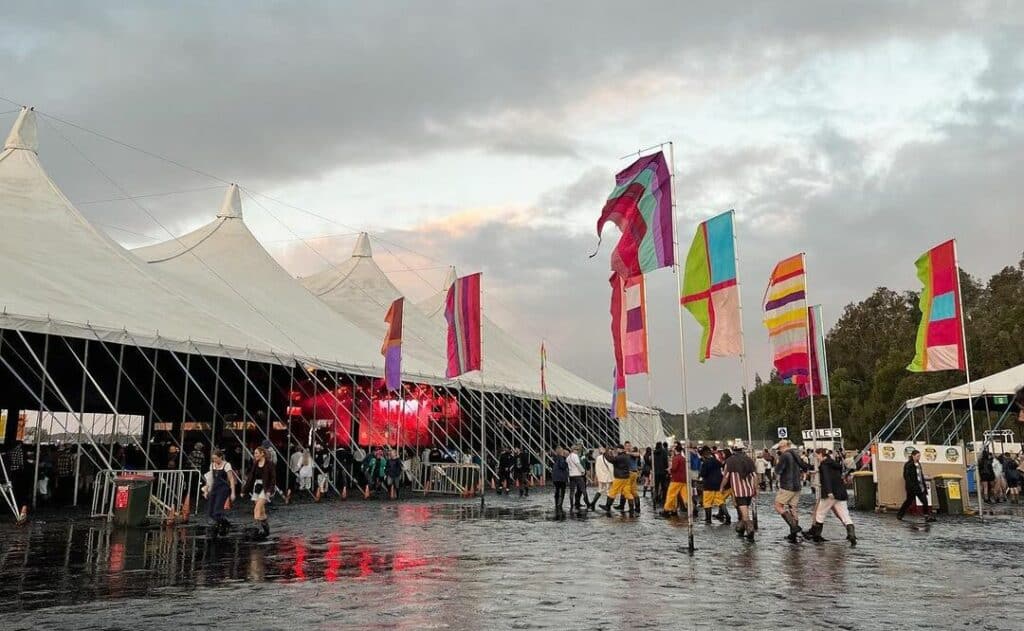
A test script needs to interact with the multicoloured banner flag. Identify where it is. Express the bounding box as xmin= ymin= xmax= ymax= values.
xmin=802 ymin=304 xmax=830 ymax=399
xmin=621 ymin=274 xmax=649 ymax=375
xmin=611 ymin=366 xmax=628 ymax=420
xmin=610 ymin=273 xmax=626 ymax=384
xmin=763 ymin=254 xmax=810 ymax=386
xmin=445 ymin=273 xmax=482 ymax=378
xmin=908 ymin=240 xmax=965 ymax=372
xmin=382 ymin=297 xmax=404 ymax=391
xmin=680 ymin=210 xmax=742 ymax=361
xmin=540 ymin=342 xmax=550 ymax=408
xmin=593 ymin=151 xmax=674 ymax=279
